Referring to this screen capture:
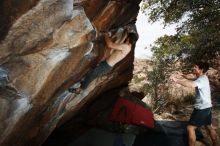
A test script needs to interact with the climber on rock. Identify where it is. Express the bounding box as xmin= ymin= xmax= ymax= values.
xmin=69 ymin=29 xmax=137 ymax=94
